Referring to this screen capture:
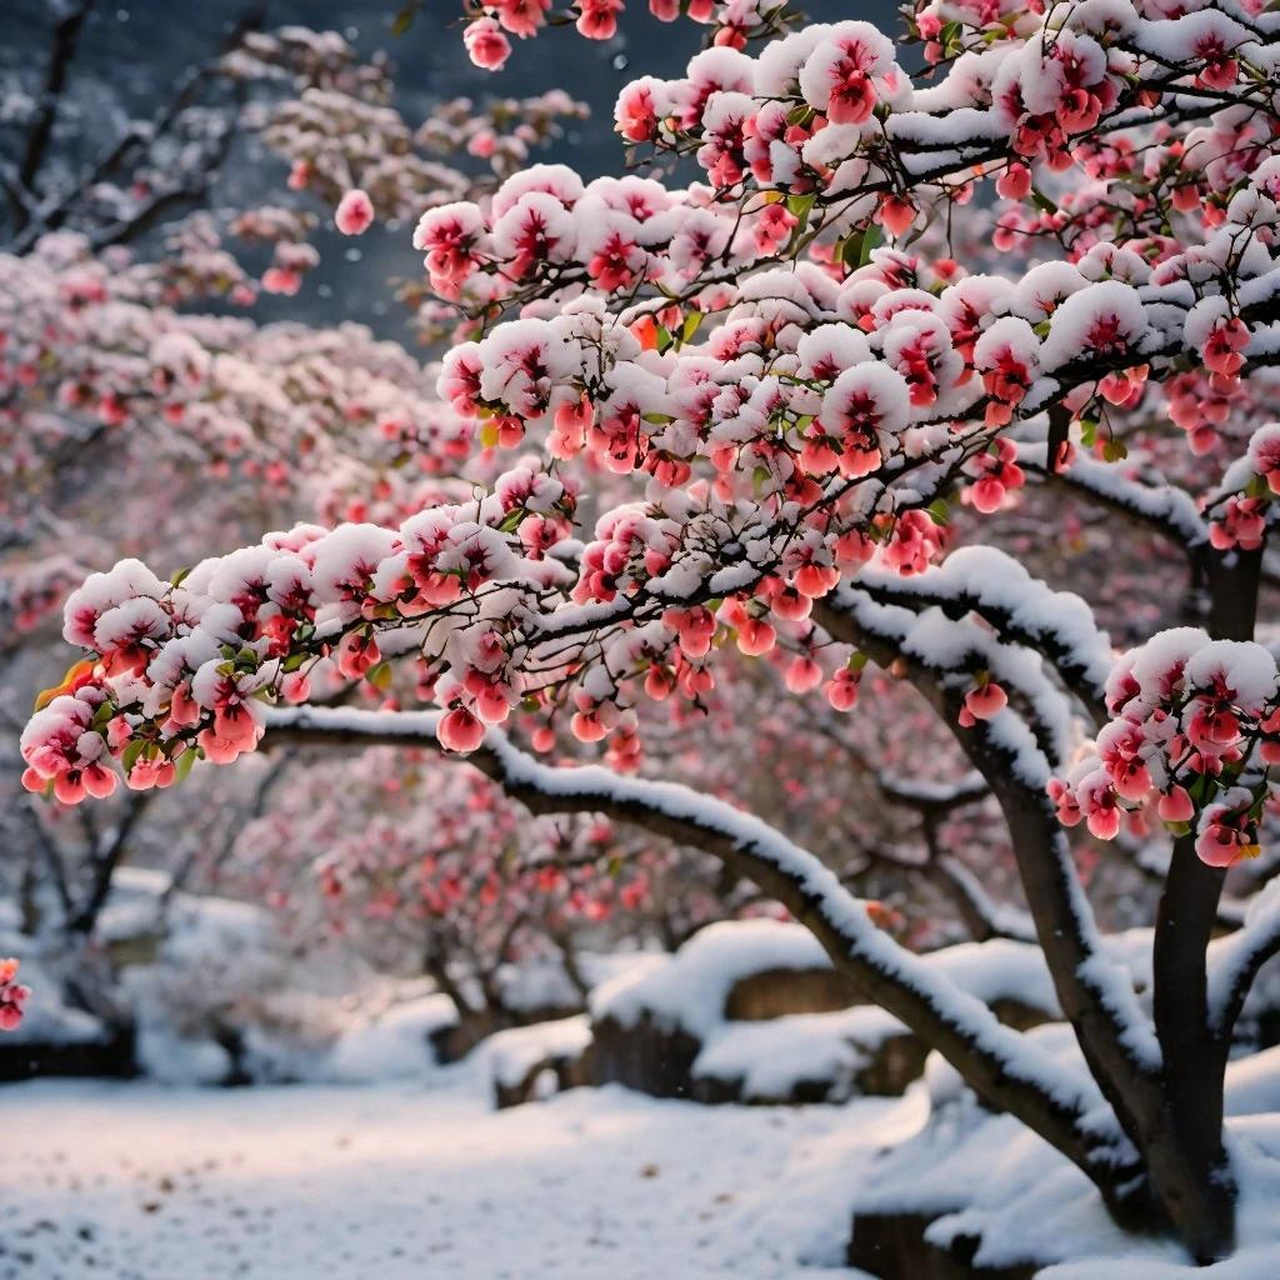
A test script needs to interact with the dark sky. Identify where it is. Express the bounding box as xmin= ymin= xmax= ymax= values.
xmin=6 ymin=0 xmax=899 ymax=340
